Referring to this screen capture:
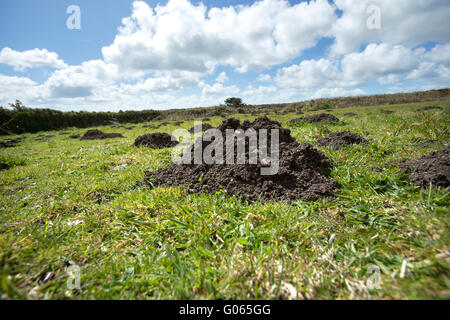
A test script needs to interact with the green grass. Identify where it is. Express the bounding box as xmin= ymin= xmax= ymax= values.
xmin=0 ymin=100 xmax=449 ymax=300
